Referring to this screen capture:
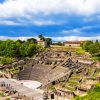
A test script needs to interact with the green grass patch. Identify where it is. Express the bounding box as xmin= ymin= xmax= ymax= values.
xmin=0 ymin=92 xmax=6 ymax=97
xmin=71 ymin=75 xmax=82 ymax=79
xmin=76 ymin=48 xmax=86 ymax=55
xmin=64 ymin=85 xmax=75 ymax=91
xmin=0 ymin=57 xmax=16 ymax=65
xmin=67 ymin=80 xmax=79 ymax=85
xmin=92 ymin=70 xmax=100 ymax=78
xmin=48 ymin=85 xmax=56 ymax=90
xmin=92 ymin=56 xmax=100 ymax=61
xmin=6 ymin=98 xmax=11 ymax=100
